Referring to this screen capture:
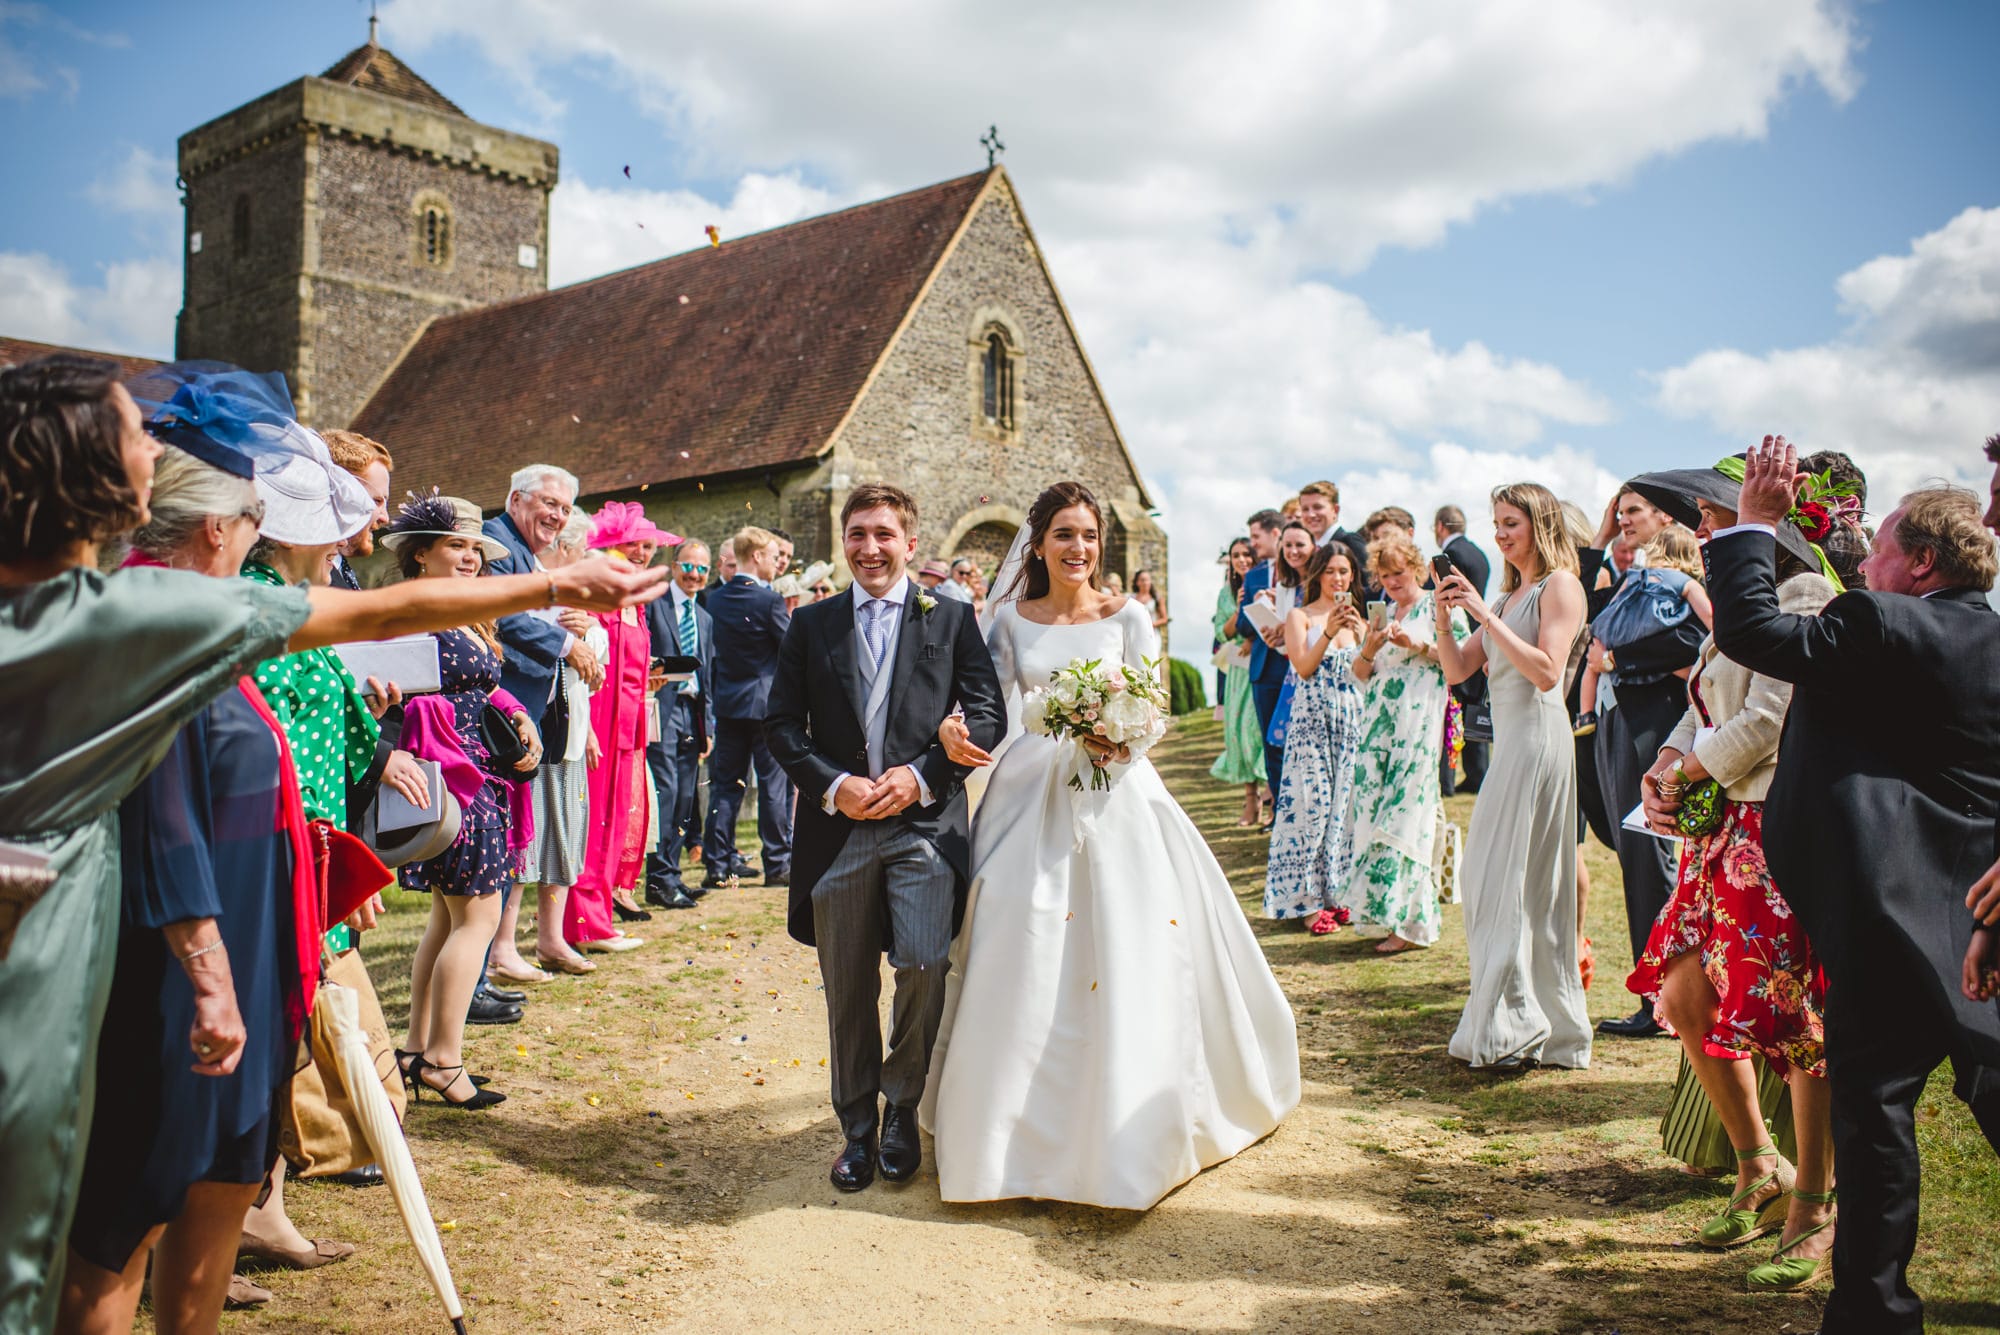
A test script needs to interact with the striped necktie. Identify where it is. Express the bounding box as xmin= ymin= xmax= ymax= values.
xmin=677 ymin=596 xmax=698 ymax=694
